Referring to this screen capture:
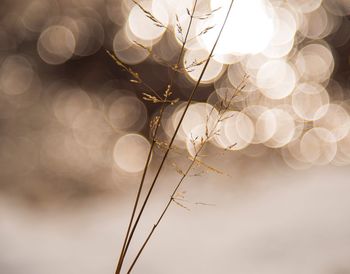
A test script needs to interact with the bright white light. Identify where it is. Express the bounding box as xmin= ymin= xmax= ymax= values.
xmin=128 ymin=0 xmax=168 ymax=42
xmin=201 ymin=0 xmax=275 ymax=55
